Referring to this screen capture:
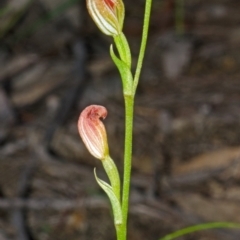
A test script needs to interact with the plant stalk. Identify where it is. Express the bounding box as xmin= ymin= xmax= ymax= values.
xmin=120 ymin=94 xmax=134 ymax=240
xmin=119 ymin=0 xmax=152 ymax=239
xmin=133 ymin=0 xmax=153 ymax=95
